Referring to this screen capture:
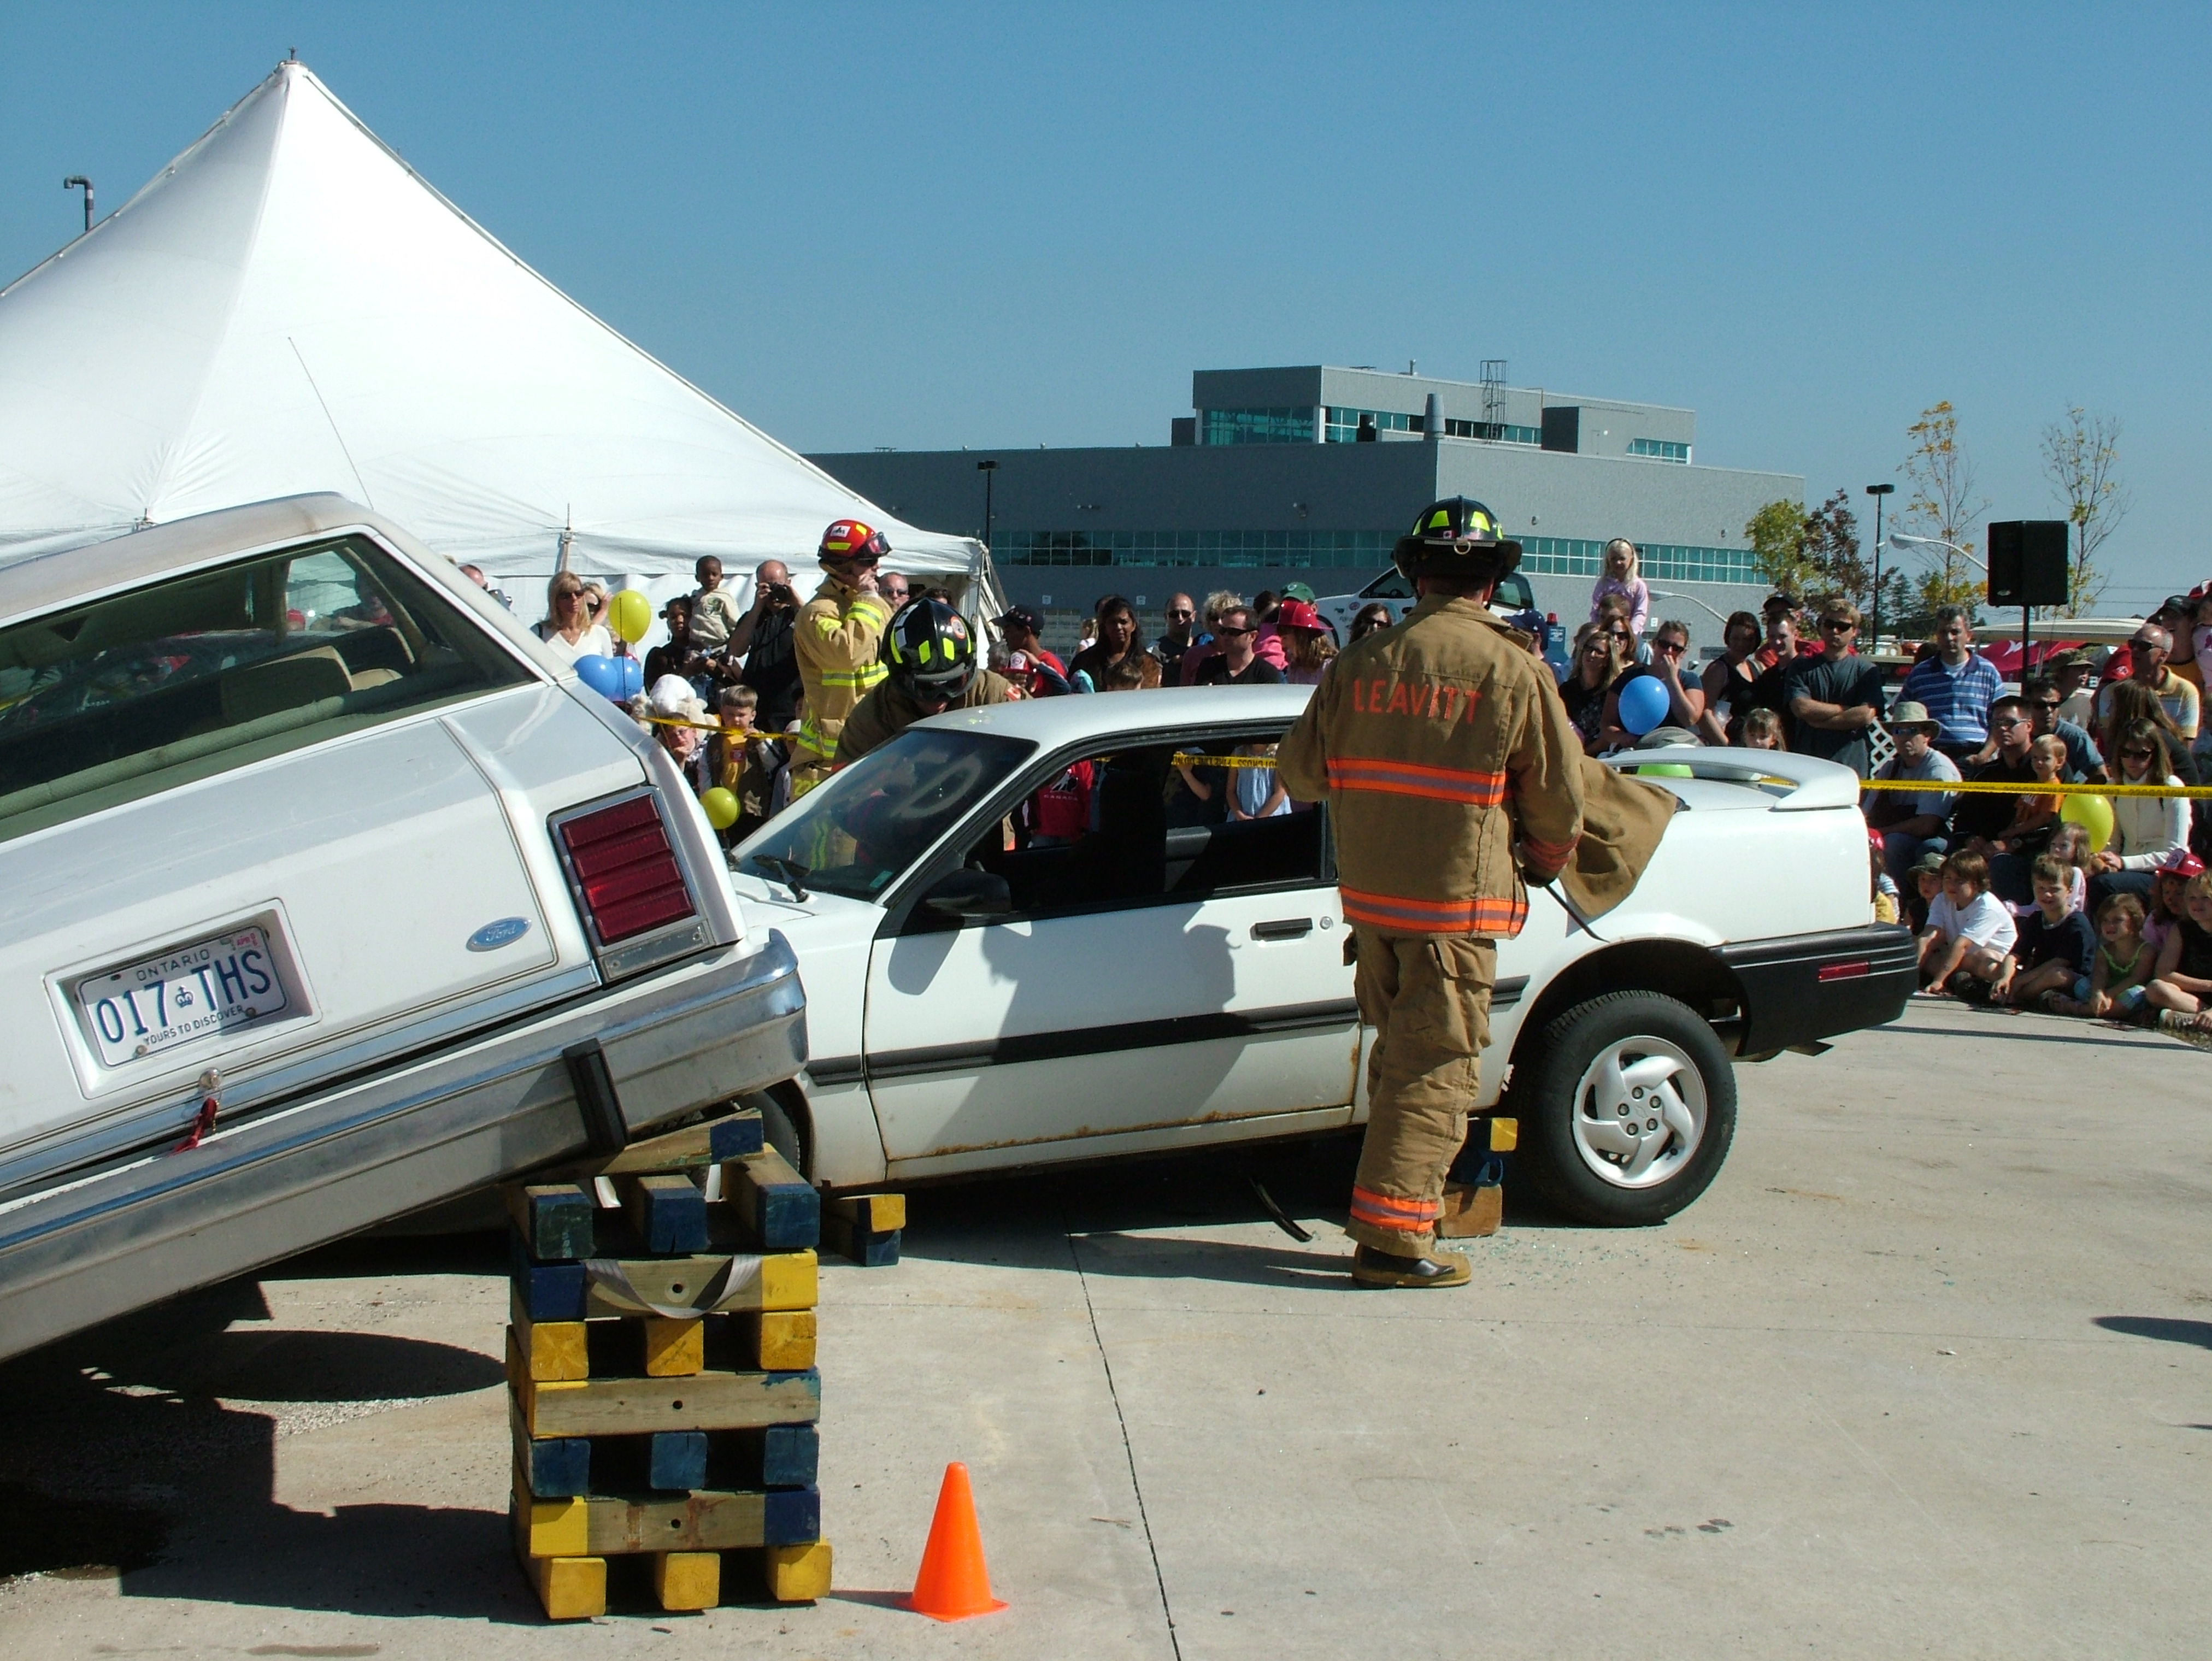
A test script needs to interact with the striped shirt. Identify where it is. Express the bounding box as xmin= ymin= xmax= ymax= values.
xmin=1900 ymin=651 xmax=2004 ymax=746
